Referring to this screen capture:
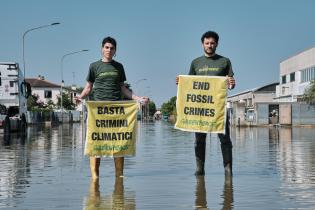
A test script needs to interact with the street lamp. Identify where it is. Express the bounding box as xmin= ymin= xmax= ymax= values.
xmin=22 ymin=22 xmax=60 ymax=79
xmin=143 ymin=86 xmax=151 ymax=95
xmin=60 ymin=49 xmax=89 ymax=122
xmin=135 ymin=78 xmax=147 ymax=84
